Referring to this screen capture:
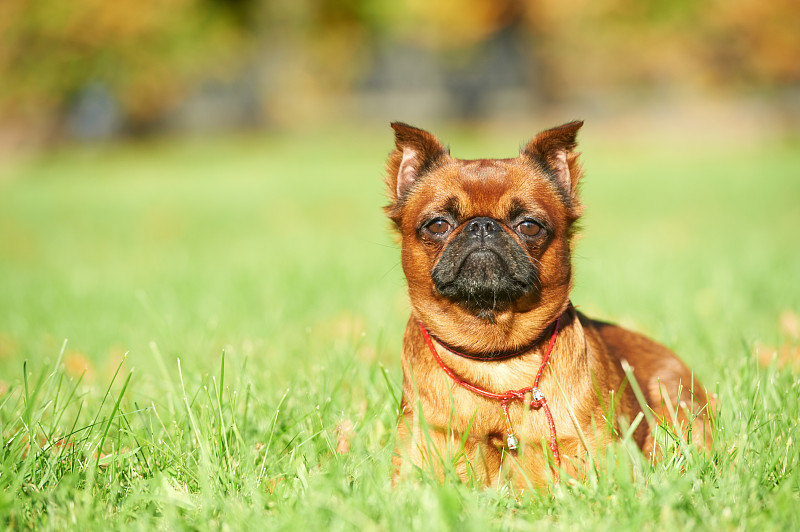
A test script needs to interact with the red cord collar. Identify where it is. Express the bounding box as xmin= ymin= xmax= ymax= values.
xmin=424 ymin=330 xmax=547 ymax=361
xmin=418 ymin=314 xmax=562 ymax=484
